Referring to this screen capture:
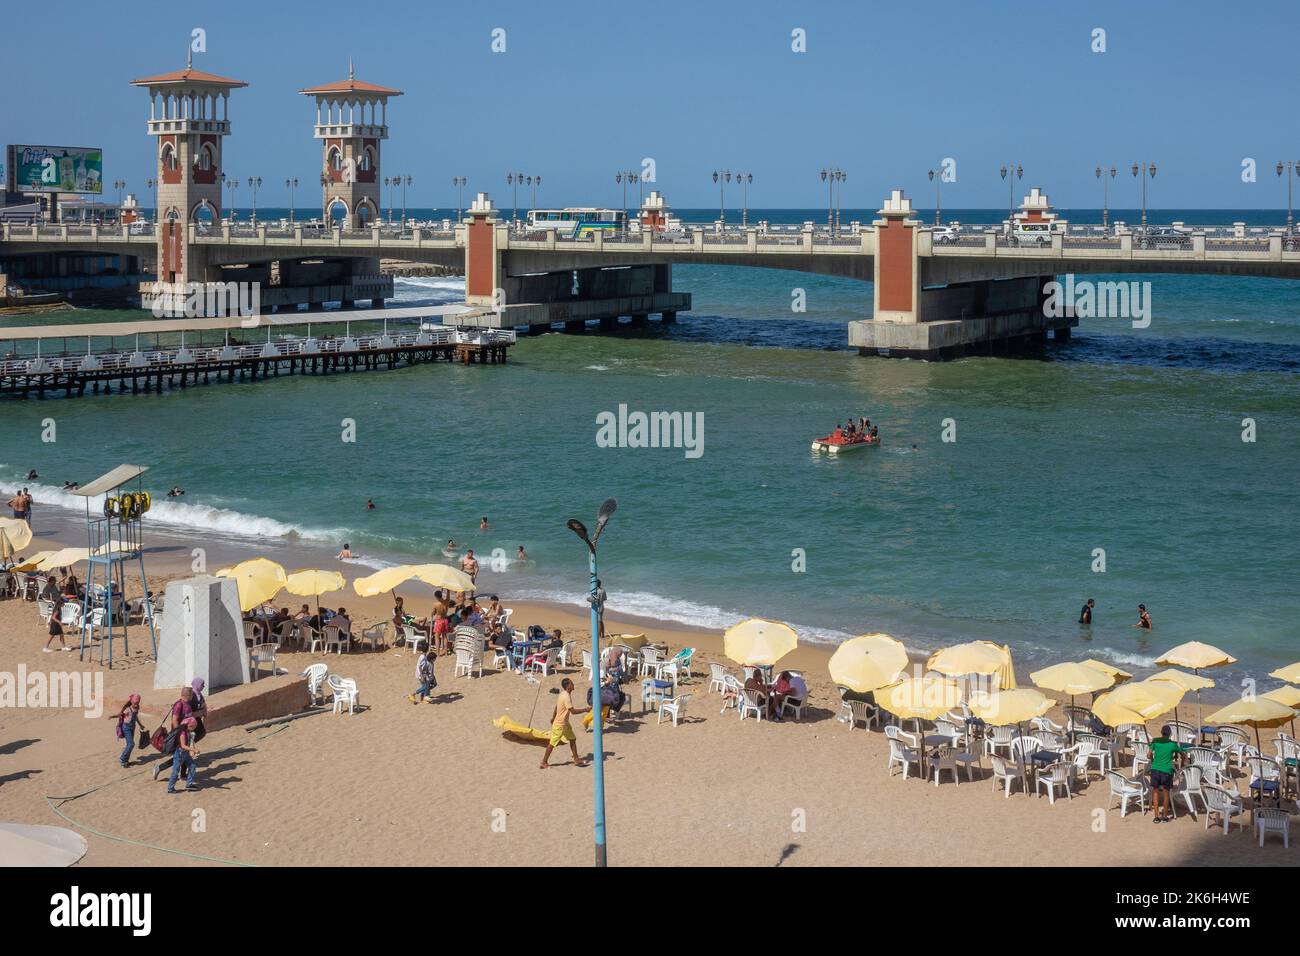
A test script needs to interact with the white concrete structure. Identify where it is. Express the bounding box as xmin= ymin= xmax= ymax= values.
xmin=153 ymin=576 xmax=249 ymax=691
